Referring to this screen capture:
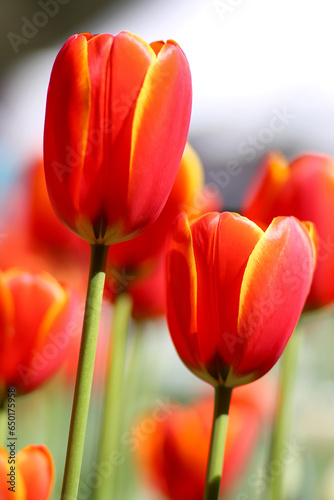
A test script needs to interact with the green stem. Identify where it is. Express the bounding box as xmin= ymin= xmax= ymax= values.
xmin=203 ymin=385 xmax=232 ymax=500
xmin=268 ymin=328 xmax=301 ymax=500
xmin=0 ymin=405 xmax=7 ymax=446
xmin=61 ymin=243 xmax=109 ymax=500
xmin=95 ymin=292 xmax=133 ymax=500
